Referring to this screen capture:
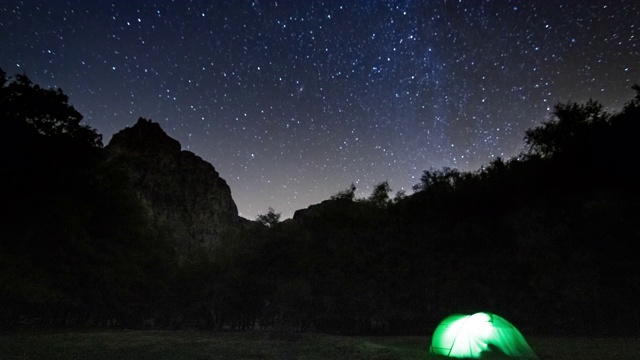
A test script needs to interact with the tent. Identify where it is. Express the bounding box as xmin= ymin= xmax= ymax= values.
xmin=429 ymin=312 xmax=537 ymax=358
